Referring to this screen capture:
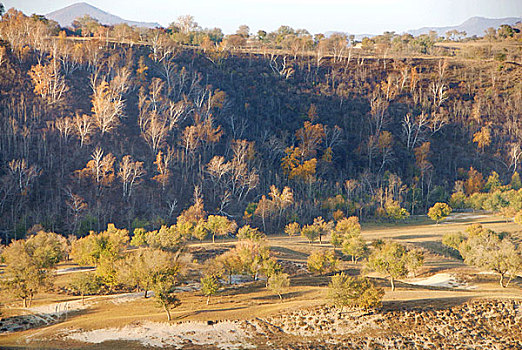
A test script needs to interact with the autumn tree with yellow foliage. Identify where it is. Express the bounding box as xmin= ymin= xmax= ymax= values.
xmin=91 ymin=80 xmax=125 ymax=135
xmin=473 ymin=127 xmax=491 ymax=153
xmin=29 ymin=57 xmax=68 ymax=105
